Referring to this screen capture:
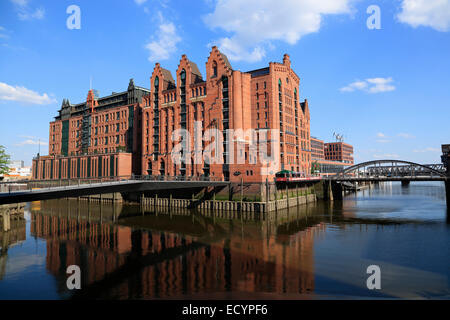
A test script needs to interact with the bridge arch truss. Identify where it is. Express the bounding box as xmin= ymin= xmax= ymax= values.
xmin=339 ymin=160 xmax=447 ymax=178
